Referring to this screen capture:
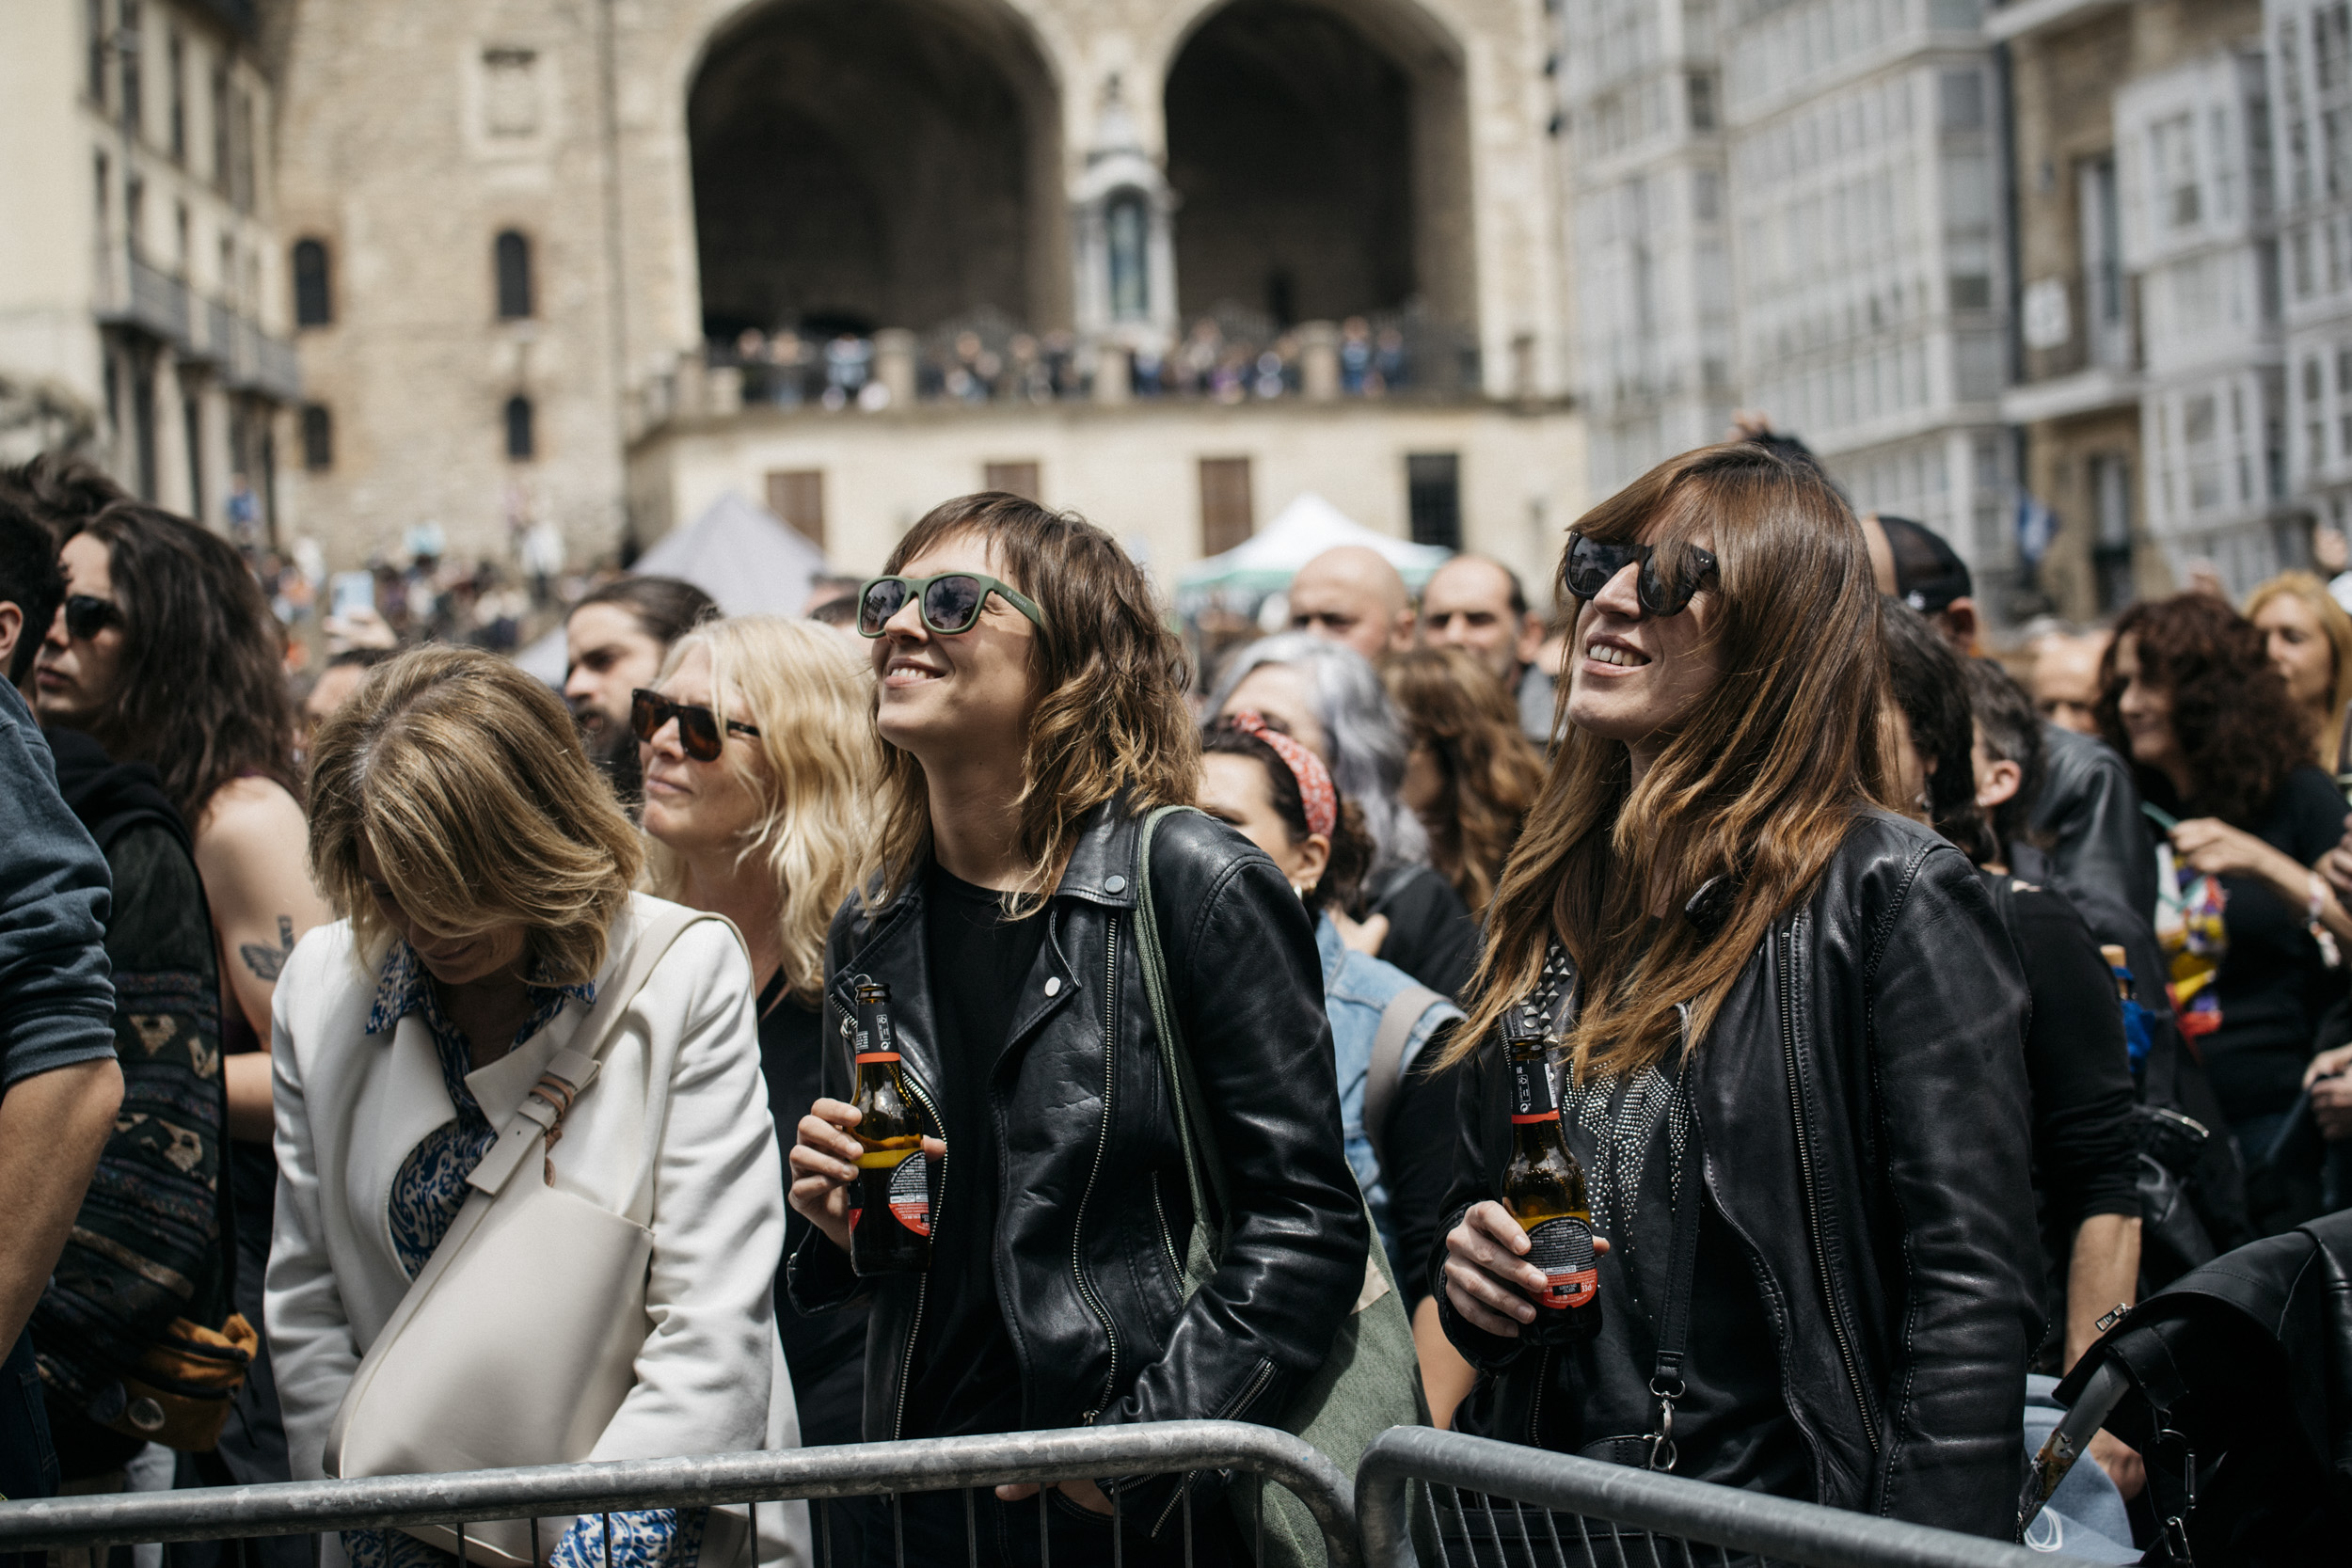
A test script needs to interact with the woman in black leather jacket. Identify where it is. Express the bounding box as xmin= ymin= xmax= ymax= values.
xmin=1431 ymin=442 xmax=2042 ymax=1539
xmin=784 ymin=493 xmax=1367 ymax=1567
